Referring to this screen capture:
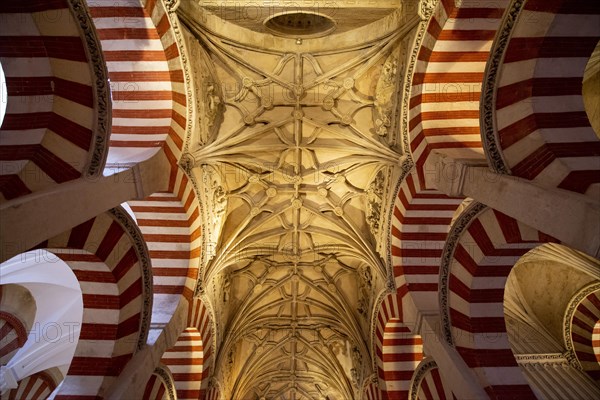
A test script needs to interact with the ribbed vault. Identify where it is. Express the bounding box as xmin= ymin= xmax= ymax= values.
xmin=177 ymin=2 xmax=418 ymax=398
